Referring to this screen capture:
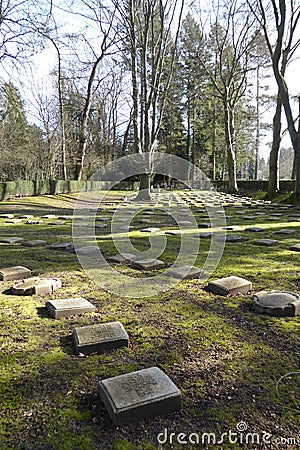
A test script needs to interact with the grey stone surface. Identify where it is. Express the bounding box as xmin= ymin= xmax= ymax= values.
xmin=165 ymin=230 xmax=183 ymax=235
xmin=0 ymin=266 xmax=31 ymax=281
xmin=107 ymin=253 xmax=137 ymax=264
xmin=19 ymin=215 xmax=34 ymax=219
xmin=51 ymin=242 xmax=74 ymax=252
xmin=73 ymin=321 xmax=129 ymax=354
xmin=76 ymin=245 xmax=100 ymax=256
xmin=216 ymin=235 xmax=243 ymax=242
xmin=98 ymin=367 xmax=182 ymax=425
xmin=244 ymin=227 xmax=264 ymax=232
xmin=6 ymin=219 xmax=23 ymax=223
xmin=26 ymin=220 xmax=43 ymax=224
xmin=41 ymin=214 xmax=57 ymax=219
xmin=0 ymin=237 xmax=24 ymax=244
xmin=11 ymin=277 xmax=62 ymax=296
xmin=207 ymin=276 xmax=252 ymax=295
xmin=289 ymin=243 xmax=300 ymax=252
xmin=46 ymin=297 xmax=95 ymax=319
xmin=132 ymin=259 xmax=165 ymax=270
xmin=167 ymin=265 xmax=204 ymax=280
xmin=0 ymin=214 xmax=14 ymax=219
xmin=140 ymin=227 xmax=160 ymax=233
xmin=252 ymin=239 xmax=278 ymax=246
xmin=198 ymin=223 xmax=211 ymax=228
xmin=49 ymin=221 xmax=66 ymax=226
xmin=274 ymin=229 xmax=295 ymax=235
xmin=252 ymin=291 xmax=300 ymax=317
xmin=22 ymin=240 xmax=47 ymax=247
